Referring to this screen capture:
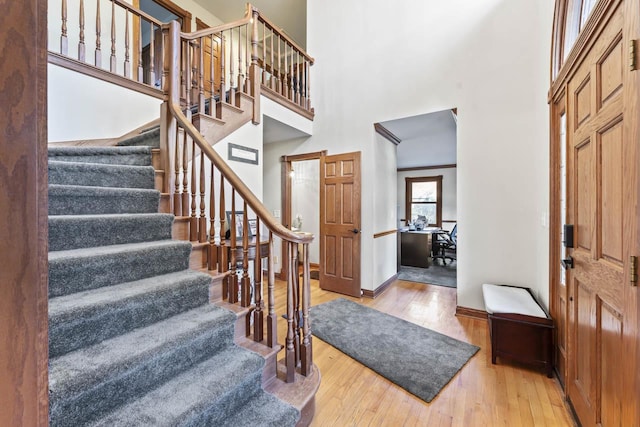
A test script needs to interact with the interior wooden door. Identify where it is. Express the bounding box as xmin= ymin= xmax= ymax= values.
xmin=319 ymin=152 xmax=361 ymax=297
xmin=196 ymin=18 xmax=221 ymax=100
xmin=564 ymin=1 xmax=638 ymax=425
